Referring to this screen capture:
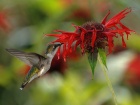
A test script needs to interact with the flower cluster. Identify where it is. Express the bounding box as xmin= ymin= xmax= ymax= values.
xmin=47 ymin=8 xmax=134 ymax=60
